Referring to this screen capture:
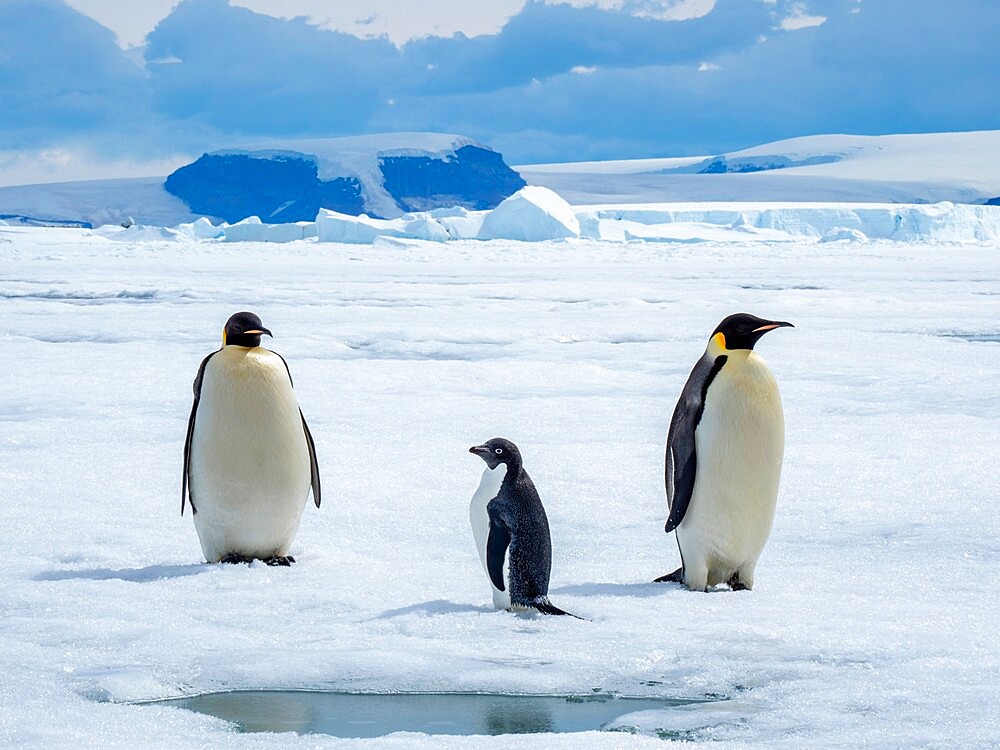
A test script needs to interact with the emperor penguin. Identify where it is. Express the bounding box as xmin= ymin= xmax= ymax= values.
xmin=469 ymin=439 xmax=578 ymax=617
xmin=182 ymin=312 xmax=321 ymax=566
xmin=655 ymin=313 xmax=792 ymax=591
